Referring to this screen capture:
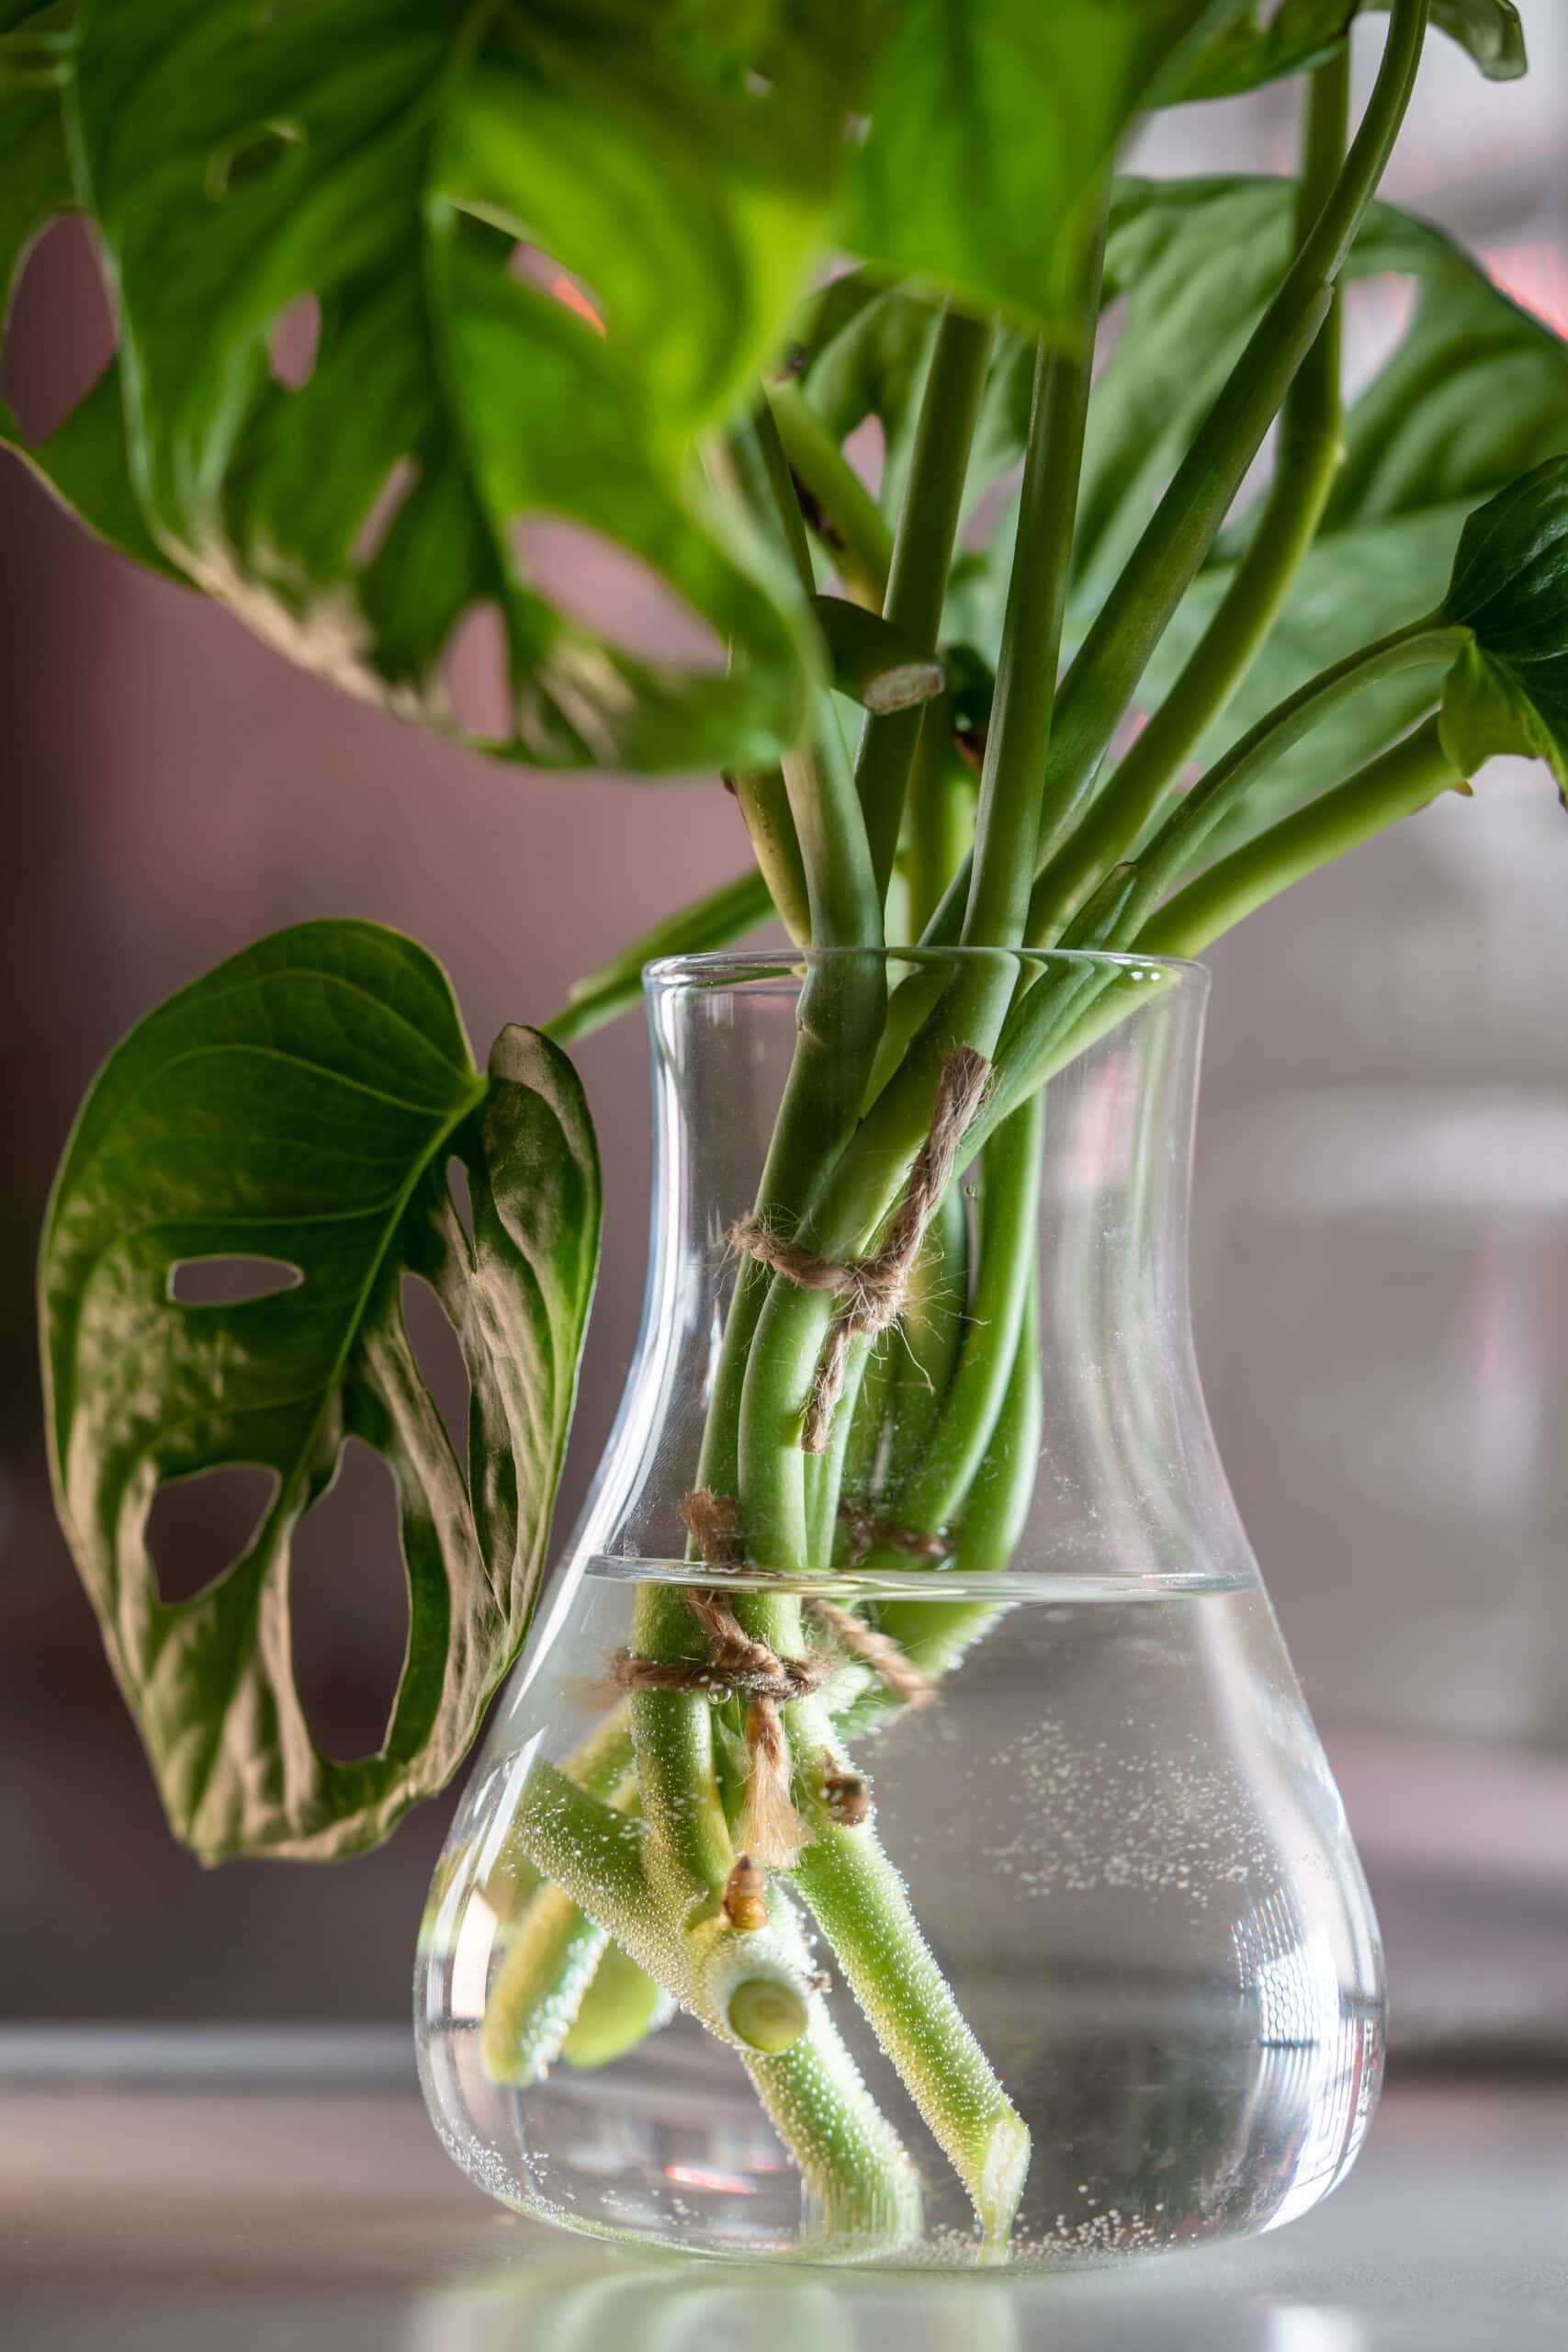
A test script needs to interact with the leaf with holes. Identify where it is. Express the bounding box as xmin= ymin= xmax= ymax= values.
xmin=40 ymin=920 xmax=601 ymax=1861
xmin=845 ymin=1 xmax=1247 ymax=333
xmin=28 ymin=0 xmax=889 ymax=773
xmin=1438 ymin=459 xmax=1568 ymax=797
xmin=1168 ymin=0 xmax=1526 ymax=100
xmin=0 ymin=1 xmax=175 ymax=569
